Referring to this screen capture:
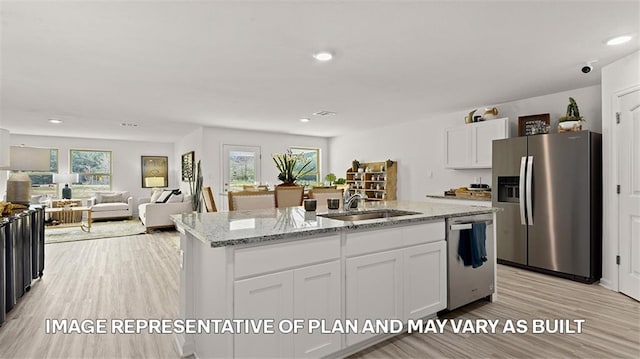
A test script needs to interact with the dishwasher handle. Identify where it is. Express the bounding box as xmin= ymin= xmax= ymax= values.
xmin=449 ymin=220 xmax=493 ymax=231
